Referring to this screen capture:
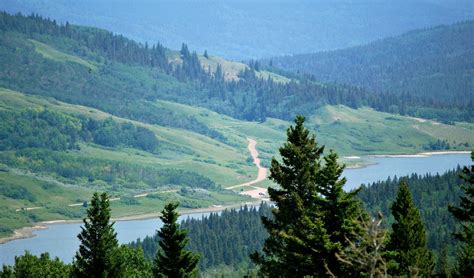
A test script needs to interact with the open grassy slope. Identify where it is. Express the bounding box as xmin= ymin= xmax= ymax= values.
xmin=198 ymin=55 xmax=290 ymax=83
xmin=29 ymin=39 xmax=98 ymax=71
